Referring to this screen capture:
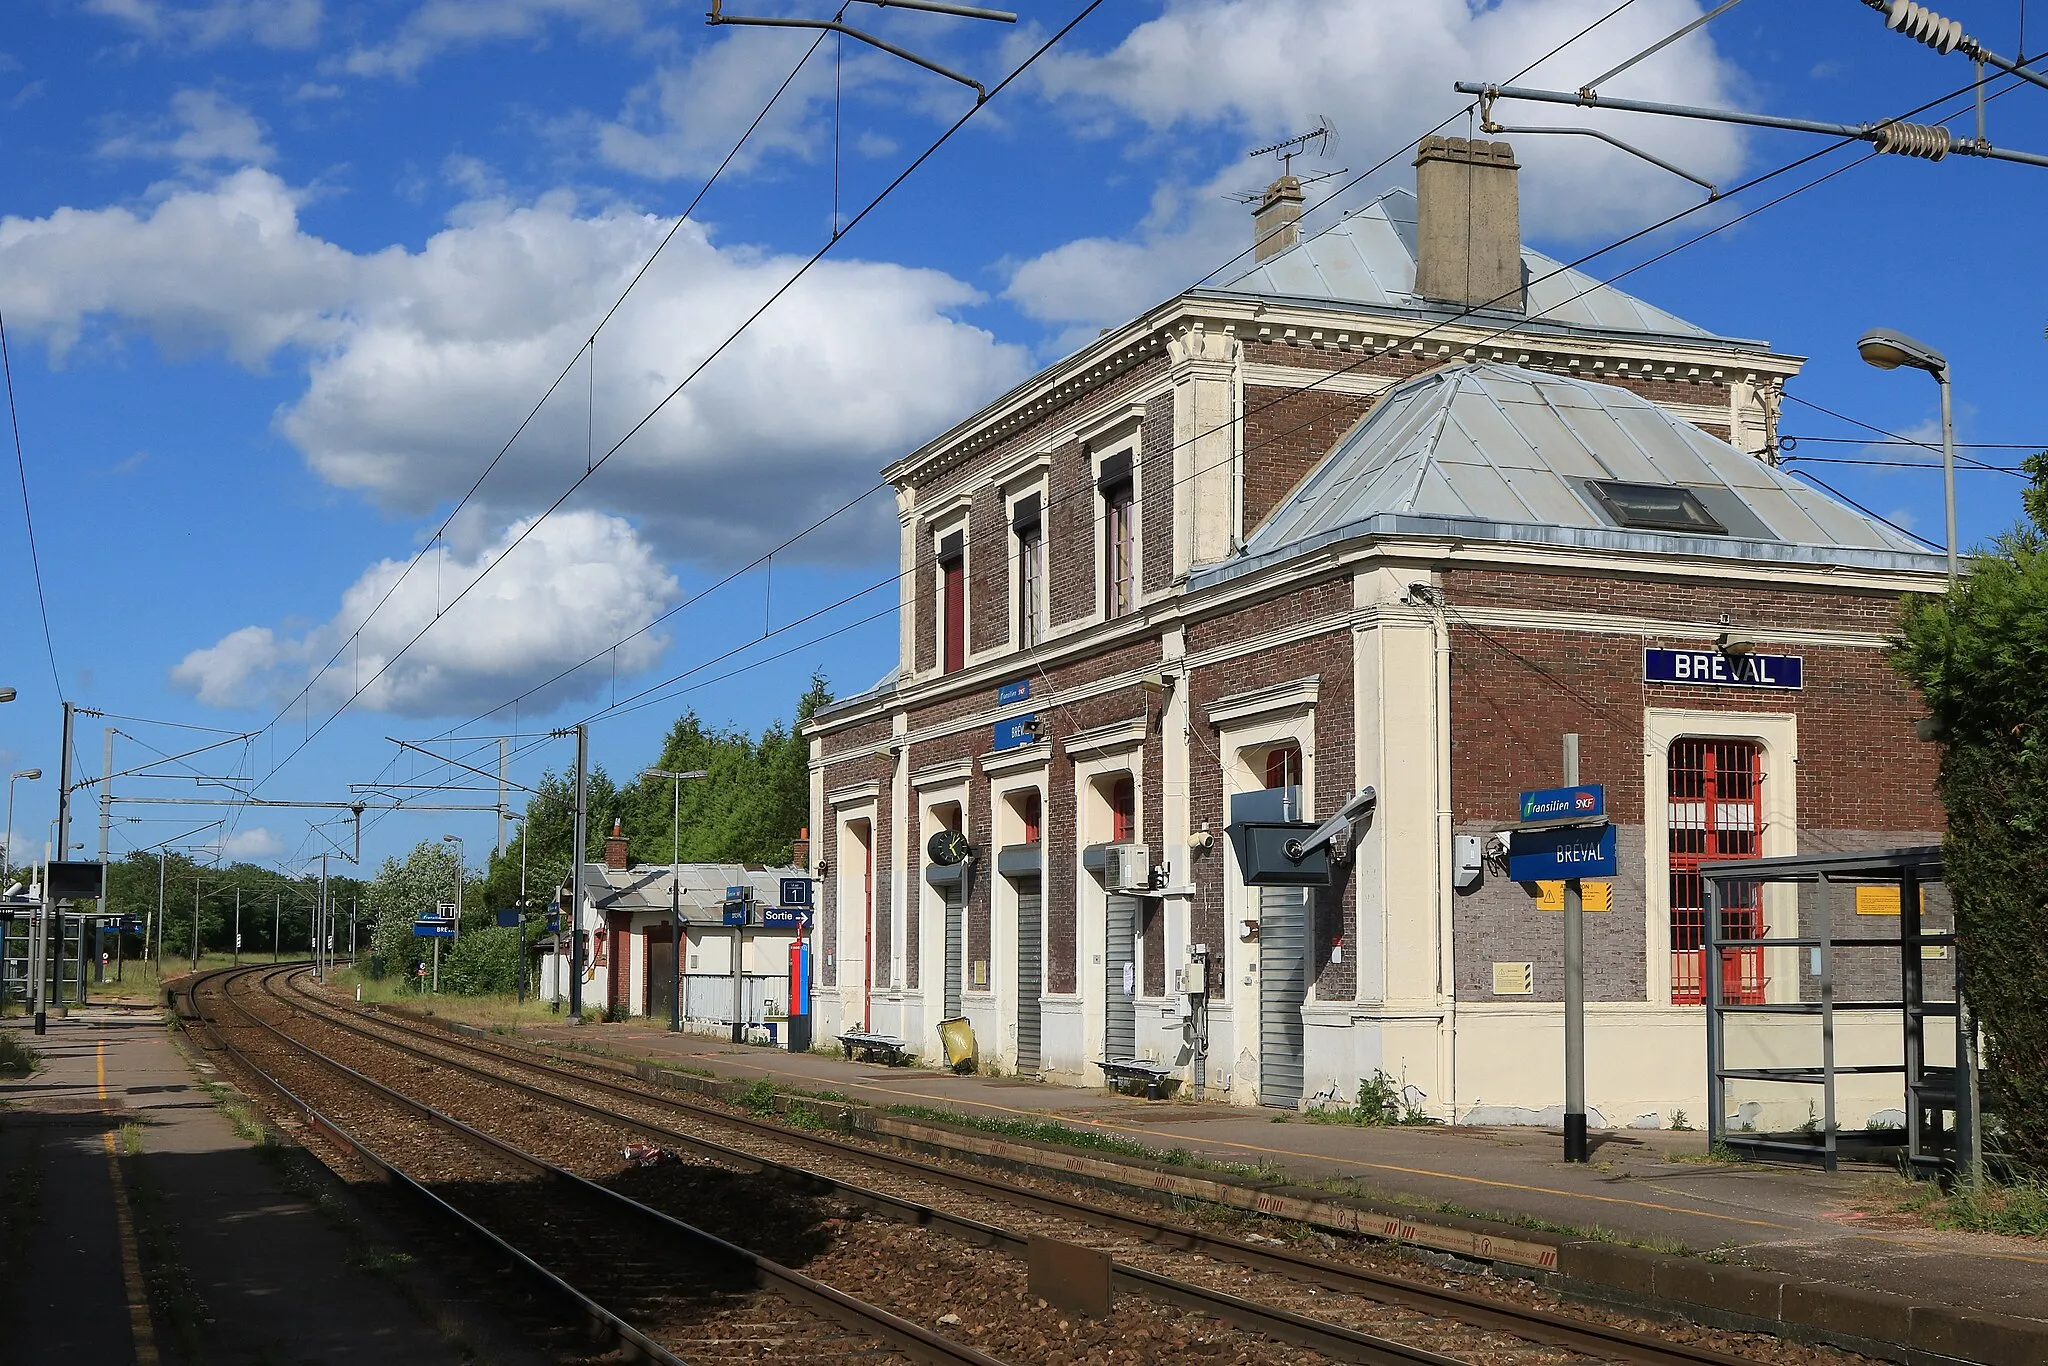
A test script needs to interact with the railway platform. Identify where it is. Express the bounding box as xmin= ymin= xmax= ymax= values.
xmin=0 ymin=1005 xmax=532 ymax=1366
xmin=499 ymin=1015 xmax=2048 ymax=1344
